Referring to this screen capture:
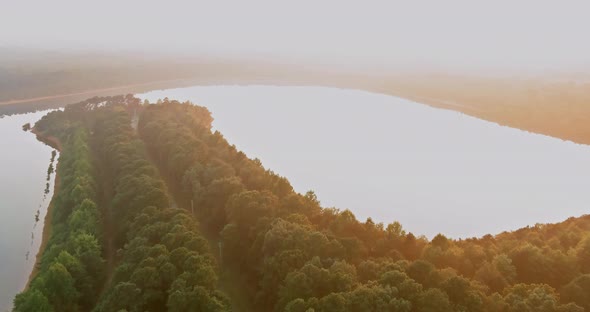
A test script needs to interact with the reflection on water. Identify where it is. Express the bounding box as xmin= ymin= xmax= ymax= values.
xmin=0 ymin=111 xmax=57 ymax=311
xmin=140 ymin=86 xmax=590 ymax=238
